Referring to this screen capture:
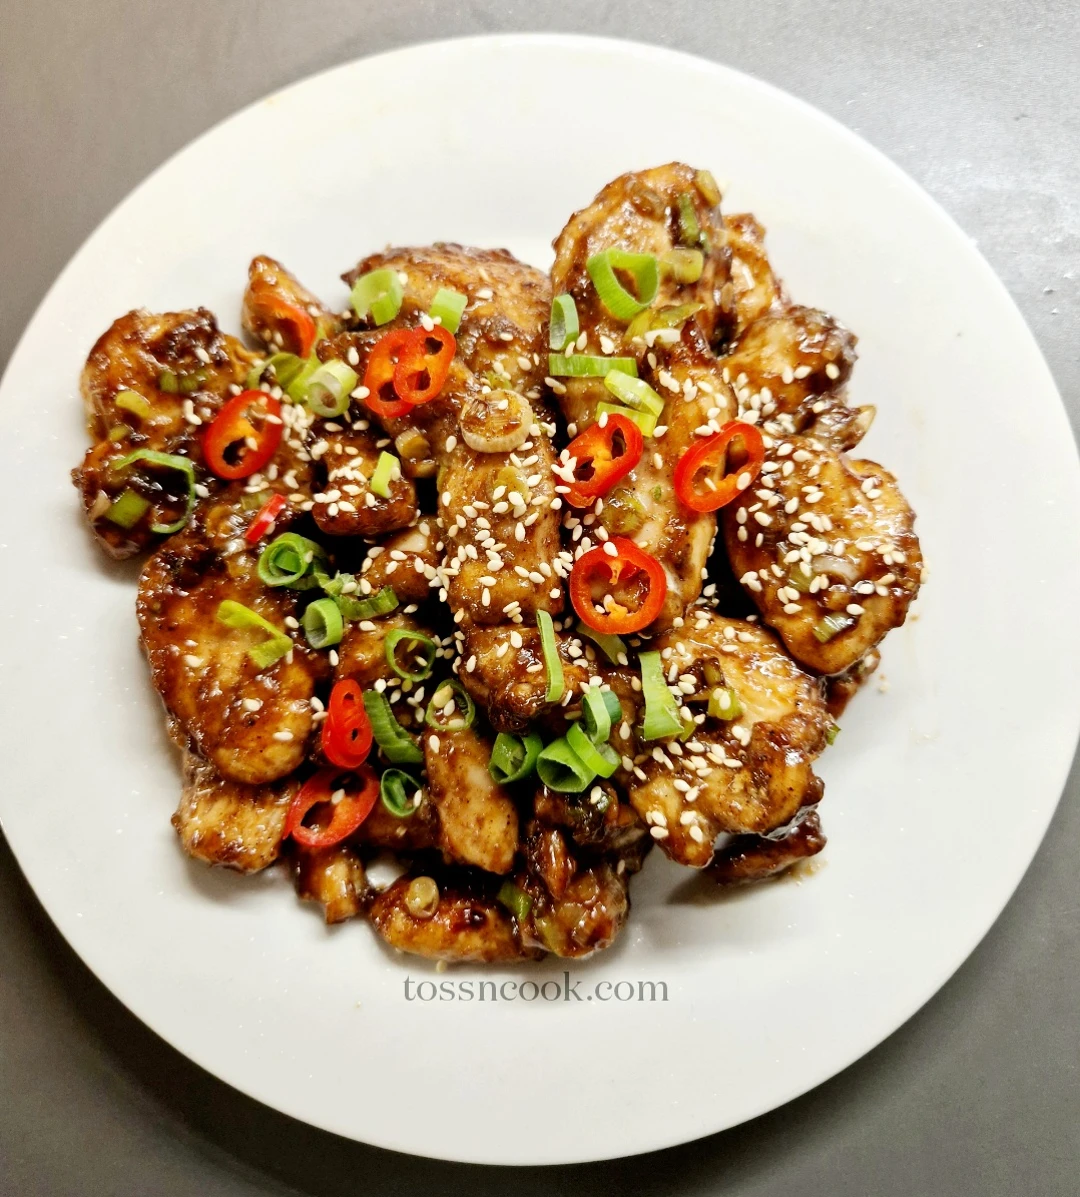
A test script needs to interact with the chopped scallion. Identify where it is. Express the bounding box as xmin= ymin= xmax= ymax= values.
xmin=536 ymin=736 xmax=594 ymax=793
xmin=257 ymin=532 xmax=327 ymax=590
xmin=424 ymin=679 xmax=476 ymax=732
xmin=708 ymin=687 xmax=743 ymax=720
xmin=369 ymin=451 xmax=399 ymax=499
xmin=549 ymin=293 xmax=580 ymax=350
xmin=305 ymin=359 xmax=358 ymax=418
xmin=380 ymin=769 xmax=421 ymax=818
xmin=566 ymin=723 xmax=619 ymax=778
xmin=104 ymin=488 xmax=150 ymax=529
xmin=596 ymin=401 xmax=657 ymax=437
xmin=350 ymin=268 xmax=404 ymax=326
xmin=548 ymin=353 xmax=638 ymax=379
xmin=826 ymin=722 xmax=841 ymax=746
xmin=429 ymin=287 xmax=467 ymax=334
xmin=576 ymin=621 xmax=628 ymax=665
xmin=216 ymin=599 xmax=293 ymax=671
xmin=384 ymin=628 xmax=436 ymax=681
xmin=581 ymin=688 xmax=617 ymax=744
xmin=639 ymin=650 xmax=684 ymax=740
xmin=812 ymin=613 xmax=856 ymax=643
xmin=537 ymin=610 xmax=564 ymax=703
xmin=496 ymin=880 xmax=533 ymax=922
xmin=586 ymin=249 xmax=659 ymax=321
xmin=114 ymin=448 xmax=197 ymax=534
xmin=334 ymin=585 xmax=399 ymax=622
xmin=115 ymin=390 xmax=151 ymax=419
xmin=660 ymin=248 xmax=704 ymax=283
xmin=677 ymin=193 xmax=701 ymax=248
xmin=488 ymin=731 xmax=543 ymax=785
xmin=362 ymin=690 xmax=423 ymax=765
xmin=603 ymin=372 xmax=665 ymax=417
xmin=302 ymin=596 xmax=344 ymax=649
